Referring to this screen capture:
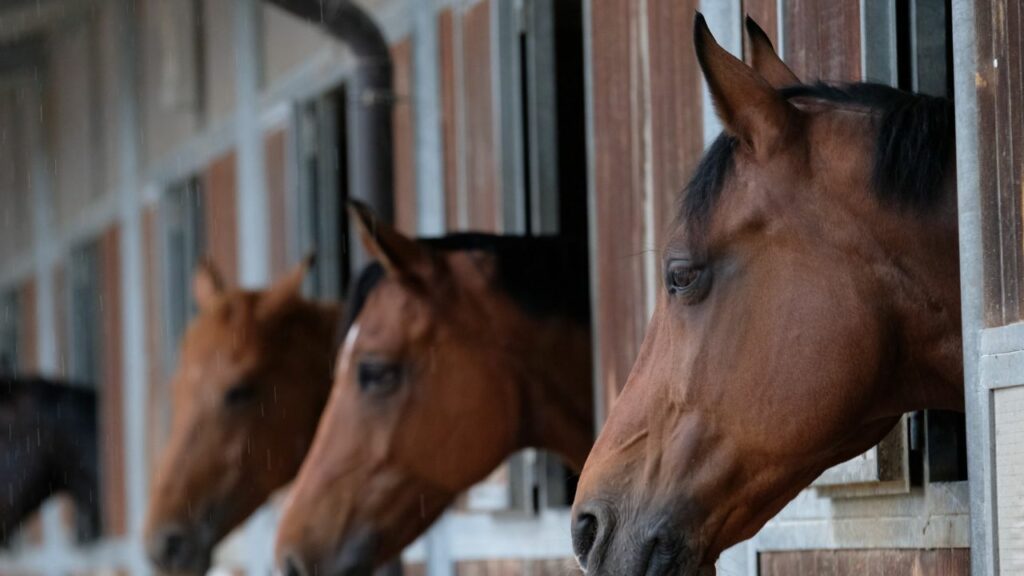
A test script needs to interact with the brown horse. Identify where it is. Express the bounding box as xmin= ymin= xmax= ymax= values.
xmin=145 ymin=257 xmax=341 ymax=574
xmin=274 ymin=202 xmax=594 ymax=576
xmin=0 ymin=376 xmax=100 ymax=546
xmin=571 ymin=15 xmax=962 ymax=576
